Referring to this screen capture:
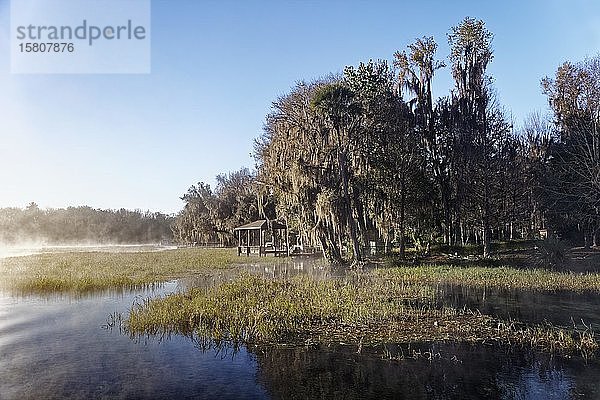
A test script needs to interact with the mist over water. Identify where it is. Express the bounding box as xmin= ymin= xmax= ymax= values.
xmin=0 ymin=241 xmax=46 ymax=259
xmin=0 ymin=243 xmax=178 ymax=259
xmin=0 ymin=205 xmax=174 ymax=251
